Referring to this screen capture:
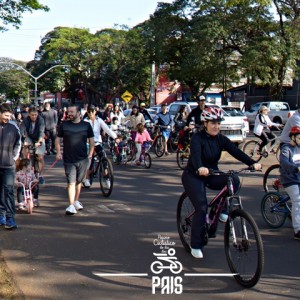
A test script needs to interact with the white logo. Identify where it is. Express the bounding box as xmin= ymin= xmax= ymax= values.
xmin=151 ymin=235 xmax=183 ymax=295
